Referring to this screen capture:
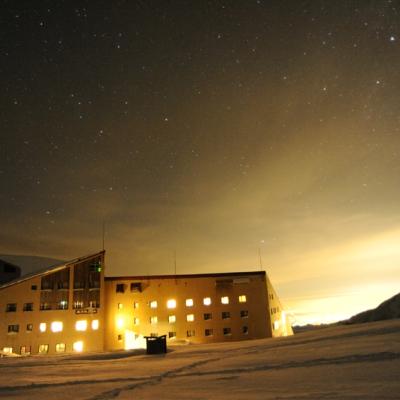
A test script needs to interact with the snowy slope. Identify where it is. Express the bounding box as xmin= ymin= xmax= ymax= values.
xmin=0 ymin=319 xmax=399 ymax=399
